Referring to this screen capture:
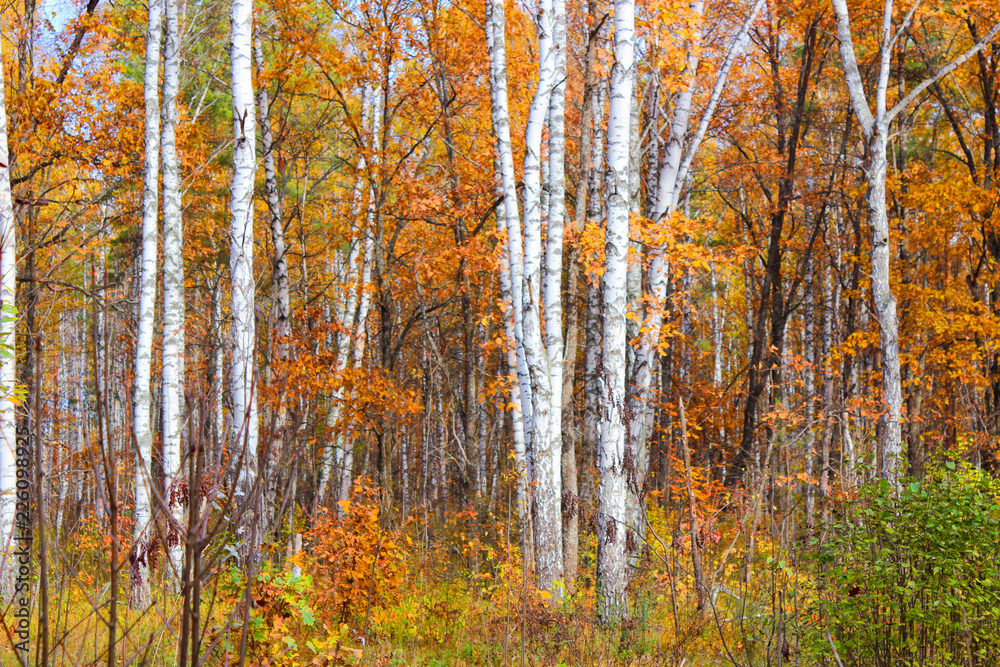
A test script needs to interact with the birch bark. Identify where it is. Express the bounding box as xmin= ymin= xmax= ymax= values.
xmin=518 ymin=0 xmax=555 ymax=537
xmin=318 ymin=234 xmax=361 ymax=510
xmin=211 ymin=278 xmax=226 ymax=453
xmin=597 ymin=0 xmax=634 ymax=624
xmin=254 ymin=29 xmax=288 ymax=536
xmin=582 ymin=77 xmax=605 ymax=518
xmin=128 ymin=0 xmax=162 ymax=610
xmin=804 ymin=260 xmax=816 ymax=529
xmin=533 ymin=0 xmax=567 ymax=596
xmin=161 ymin=0 xmax=186 ymax=583
xmin=486 ymin=0 xmax=566 ymax=594
xmin=485 ymin=0 xmax=534 ymax=567
xmin=316 ymin=86 xmax=379 ymax=511
xmin=341 ymin=98 xmax=379 ymax=506
xmin=830 ymin=0 xmax=1000 ymax=485
xmin=229 ymin=0 xmax=259 ymax=563
xmin=563 ymin=0 xmax=603 ymax=584
xmin=627 ymin=0 xmax=764 ymax=495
